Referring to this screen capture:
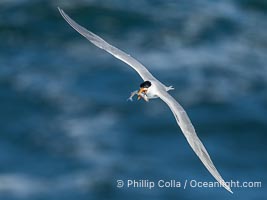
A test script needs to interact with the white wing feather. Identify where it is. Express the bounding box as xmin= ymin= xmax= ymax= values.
xmin=58 ymin=7 xmax=155 ymax=82
xmin=58 ymin=7 xmax=232 ymax=193
xmin=158 ymin=90 xmax=233 ymax=193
